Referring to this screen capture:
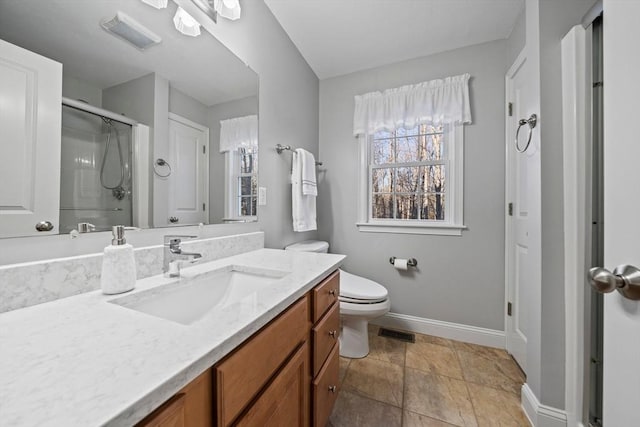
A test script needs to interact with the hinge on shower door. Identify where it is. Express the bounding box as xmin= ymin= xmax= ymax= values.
xmin=508 ymin=102 xmax=513 ymax=117
xmin=508 ymin=203 xmax=513 ymax=216
xmin=203 ymin=203 xmax=206 ymax=211
xmin=507 ymin=302 xmax=513 ymax=316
